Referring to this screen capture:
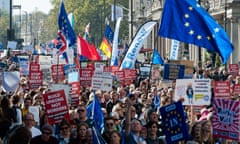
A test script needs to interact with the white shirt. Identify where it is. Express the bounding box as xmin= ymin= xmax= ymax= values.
xmin=31 ymin=126 xmax=42 ymax=138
